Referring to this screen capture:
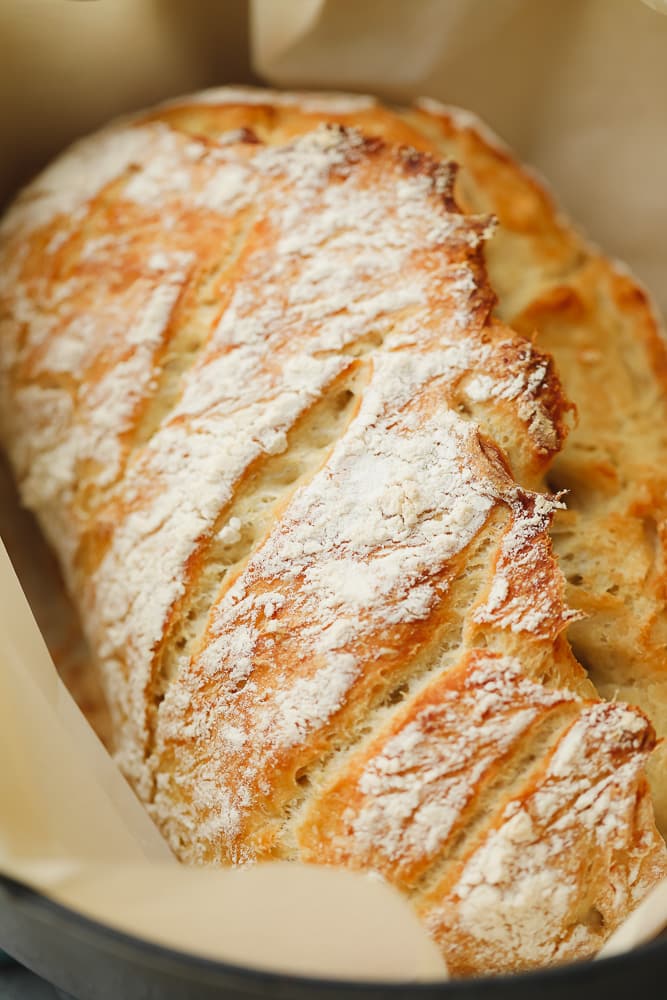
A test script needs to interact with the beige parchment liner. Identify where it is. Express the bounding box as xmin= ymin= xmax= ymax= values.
xmin=1 ymin=0 xmax=667 ymax=981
